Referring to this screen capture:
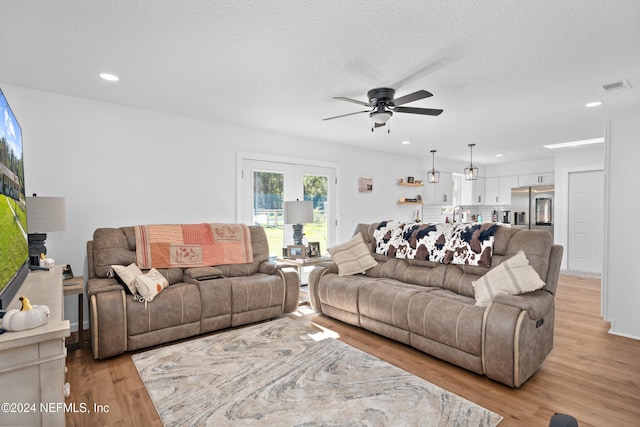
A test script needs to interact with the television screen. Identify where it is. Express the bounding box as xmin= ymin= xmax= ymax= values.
xmin=0 ymin=88 xmax=28 ymax=310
